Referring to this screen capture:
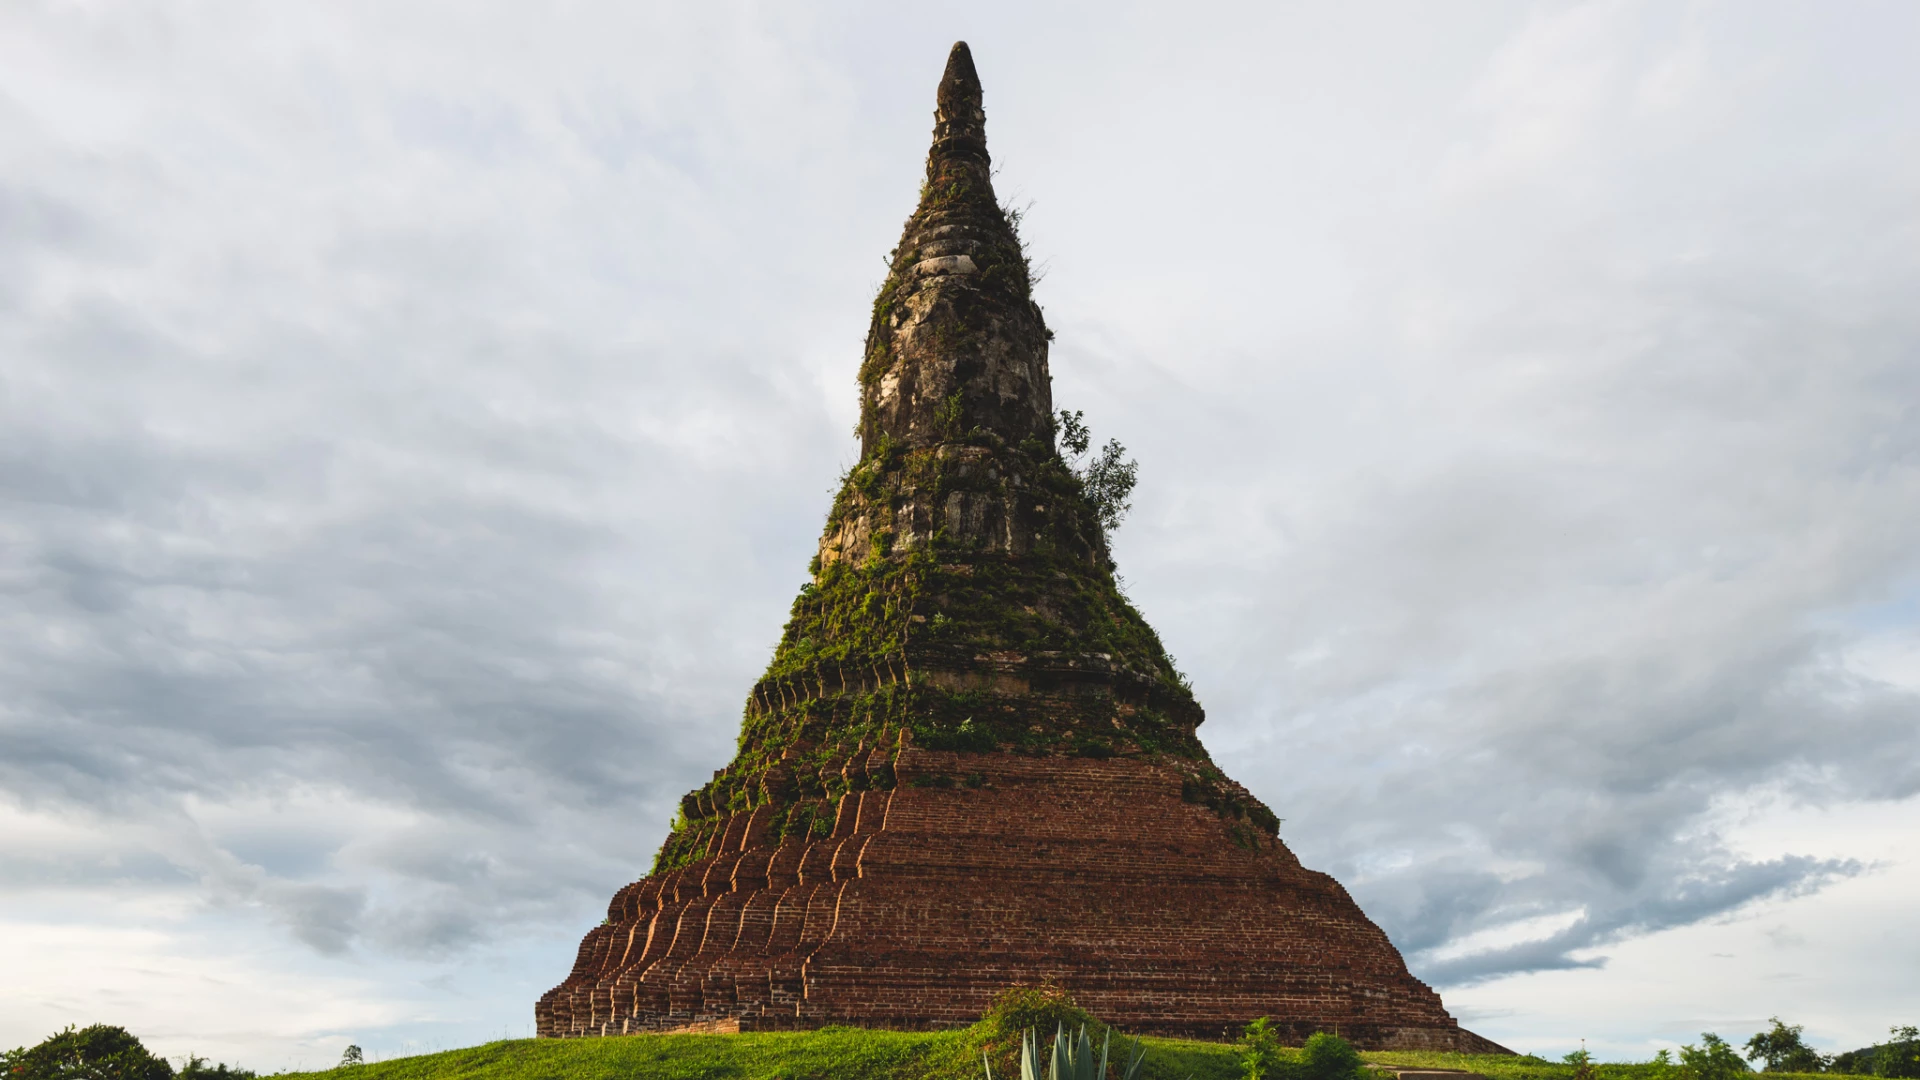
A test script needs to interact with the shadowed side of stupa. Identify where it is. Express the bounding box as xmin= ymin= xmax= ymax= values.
xmin=535 ymin=42 xmax=1507 ymax=1053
